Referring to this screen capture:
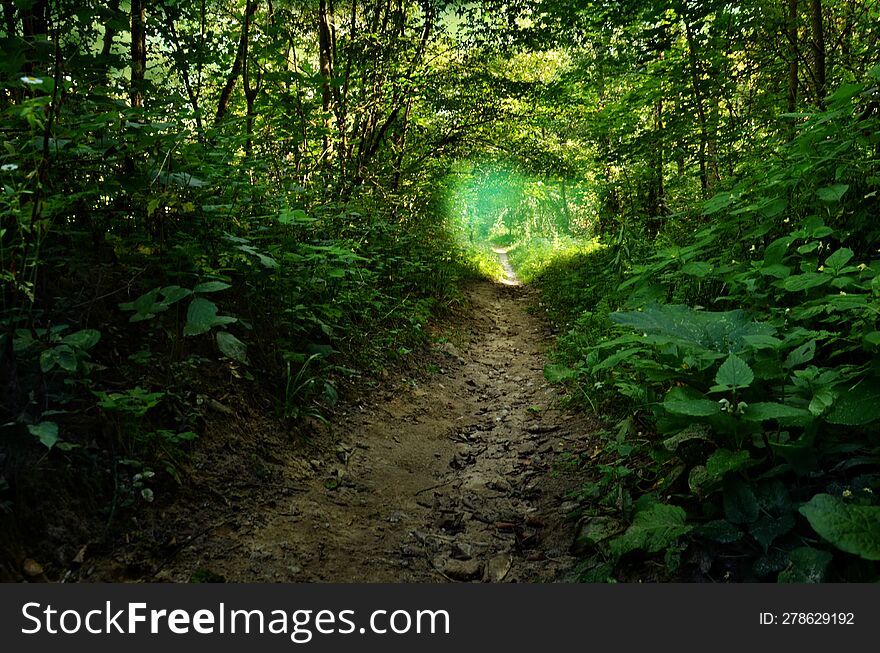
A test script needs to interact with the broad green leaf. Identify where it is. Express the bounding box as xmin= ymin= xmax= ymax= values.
xmin=193 ymin=281 xmax=231 ymax=294
xmin=723 ymin=477 xmax=759 ymax=524
xmin=695 ymin=519 xmax=742 ymax=544
xmin=783 ymin=340 xmax=816 ymax=369
xmin=742 ymin=402 xmax=811 ymax=421
xmin=28 ymin=421 xmax=60 ymax=450
xmin=750 ymin=512 xmax=796 ymax=551
xmin=800 ymin=494 xmax=880 ymax=560
xmin=544 ymin=364 xmax=578 ymax=383
xmin=702 ymin=192 xmax=734 ymax=215
xmin=778 ymin=547 xmax=833 ymax=583
xmin=159 ymin=286 xmax=192 ymax=304
xmin=662 ymin=423 xmax=712 ymax=451
xmin=826 ymin=379 xmax=880 ymax=425
xmin=824 ymin=248 xmax=854 ymax=271
xmin=216 ymin=331 xmax=248 ymax=363
xmin=610 ymin=503 xmax=692 ymax=556
xmin=663 ymin=398 xmax=721 ymax=417
xmin=39 ymin=348 xmax=56 ymax=373
xmin=704 ymin=448 xmax=752 ymax=484
xmin=783 ymin=273 xmax=829 ymax=292
xmin=681 ymin=261 xmax=712 ymax=277
xmin=590 ymin=347 xmax=643 ymax=373
xmin=62 ymin=329 xmax=100 ymax=350
xmin=769 ymin=434 xmax=818 ymax=475
xmin=816 ymin=184 xmax=849 ymax=203
xmin=184 ymin=298 xmax=237 ymax=336
xmin=715 ymin=354 xmax=753 ymax=389
xmin=742 ymin=334 xmax=783 ymax=350
xmin=609 ymin=304 xmax=774 ymax=354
